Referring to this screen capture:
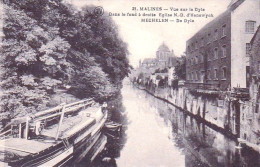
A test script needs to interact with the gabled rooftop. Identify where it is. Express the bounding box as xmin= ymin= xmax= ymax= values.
xmin=187 ymin=0 xmax=245 ymax=43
